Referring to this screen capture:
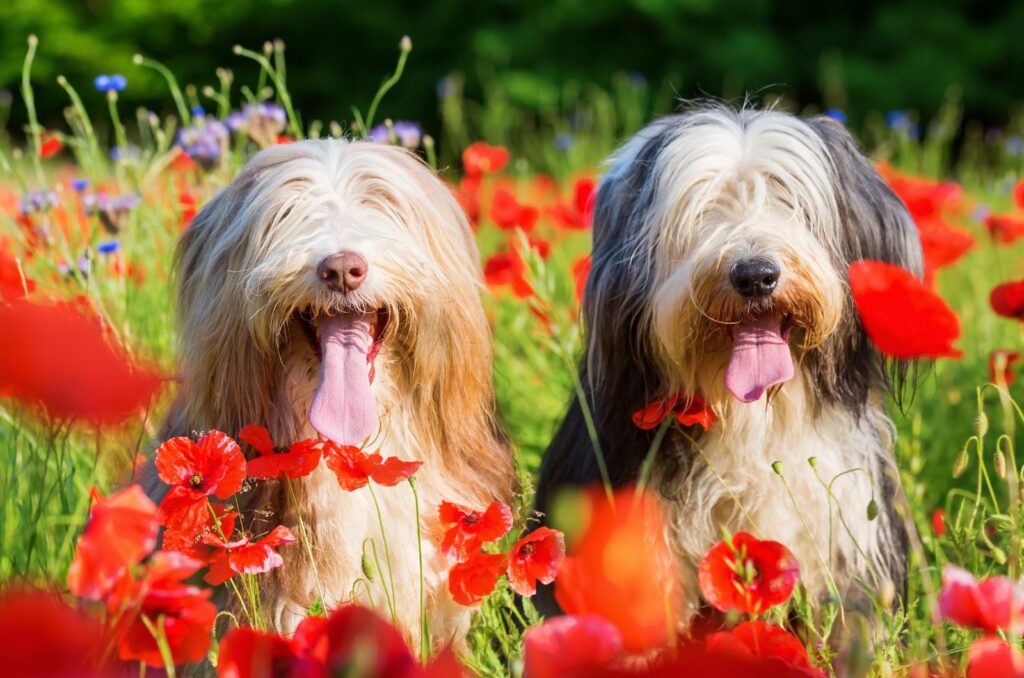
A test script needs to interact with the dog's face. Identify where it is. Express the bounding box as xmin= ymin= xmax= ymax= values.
xmin=588 ymin=108 xmax=922 ymax=410
xmin=174 ymin=140 xmax=494 ymax=451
